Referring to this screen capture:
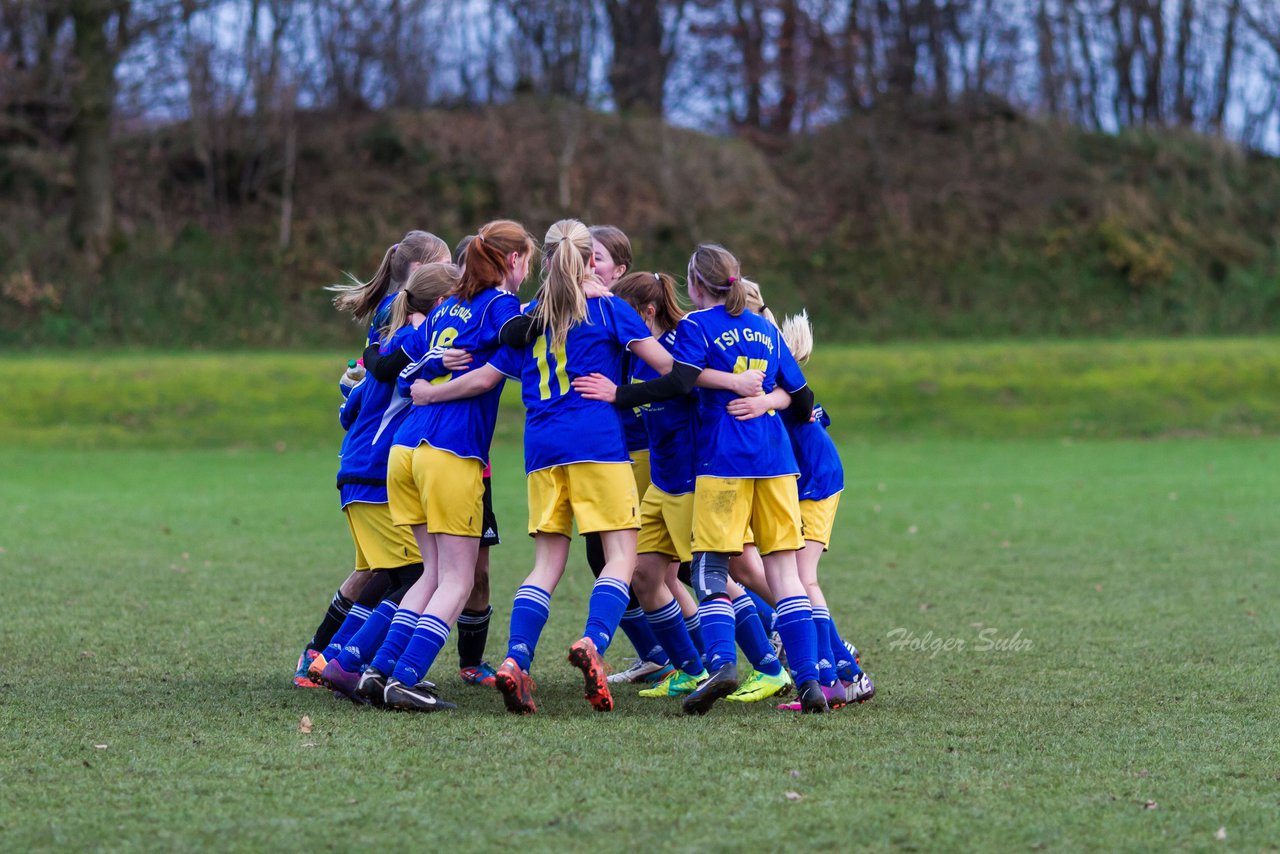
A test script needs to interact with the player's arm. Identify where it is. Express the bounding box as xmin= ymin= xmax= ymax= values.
xmin=409 ymin=364 xmax=504 ymax=406
xmin=726 ymin=386 xmax=791 ymax=422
